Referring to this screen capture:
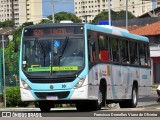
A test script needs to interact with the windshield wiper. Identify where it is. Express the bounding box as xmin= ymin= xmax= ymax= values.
xmin=35 ymin=38 xmax=46 ymax=66
xmin=52 ymin=37 xmax=69 ymax=67
xmin=59 ymin=36 xmax=69 ymax=56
